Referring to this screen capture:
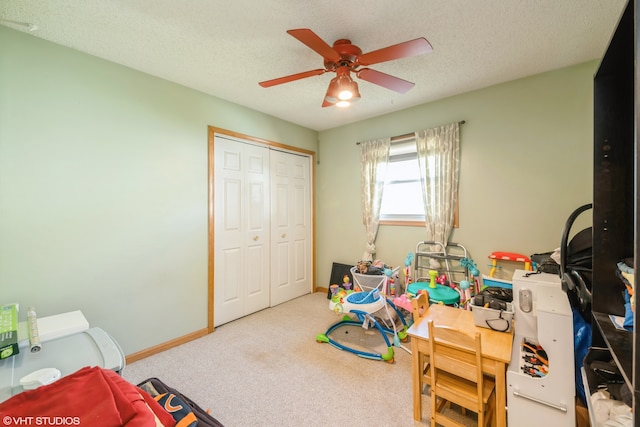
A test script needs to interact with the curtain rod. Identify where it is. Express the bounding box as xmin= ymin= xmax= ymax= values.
xmin=356 ymin=120 xmax=466 ymax=145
